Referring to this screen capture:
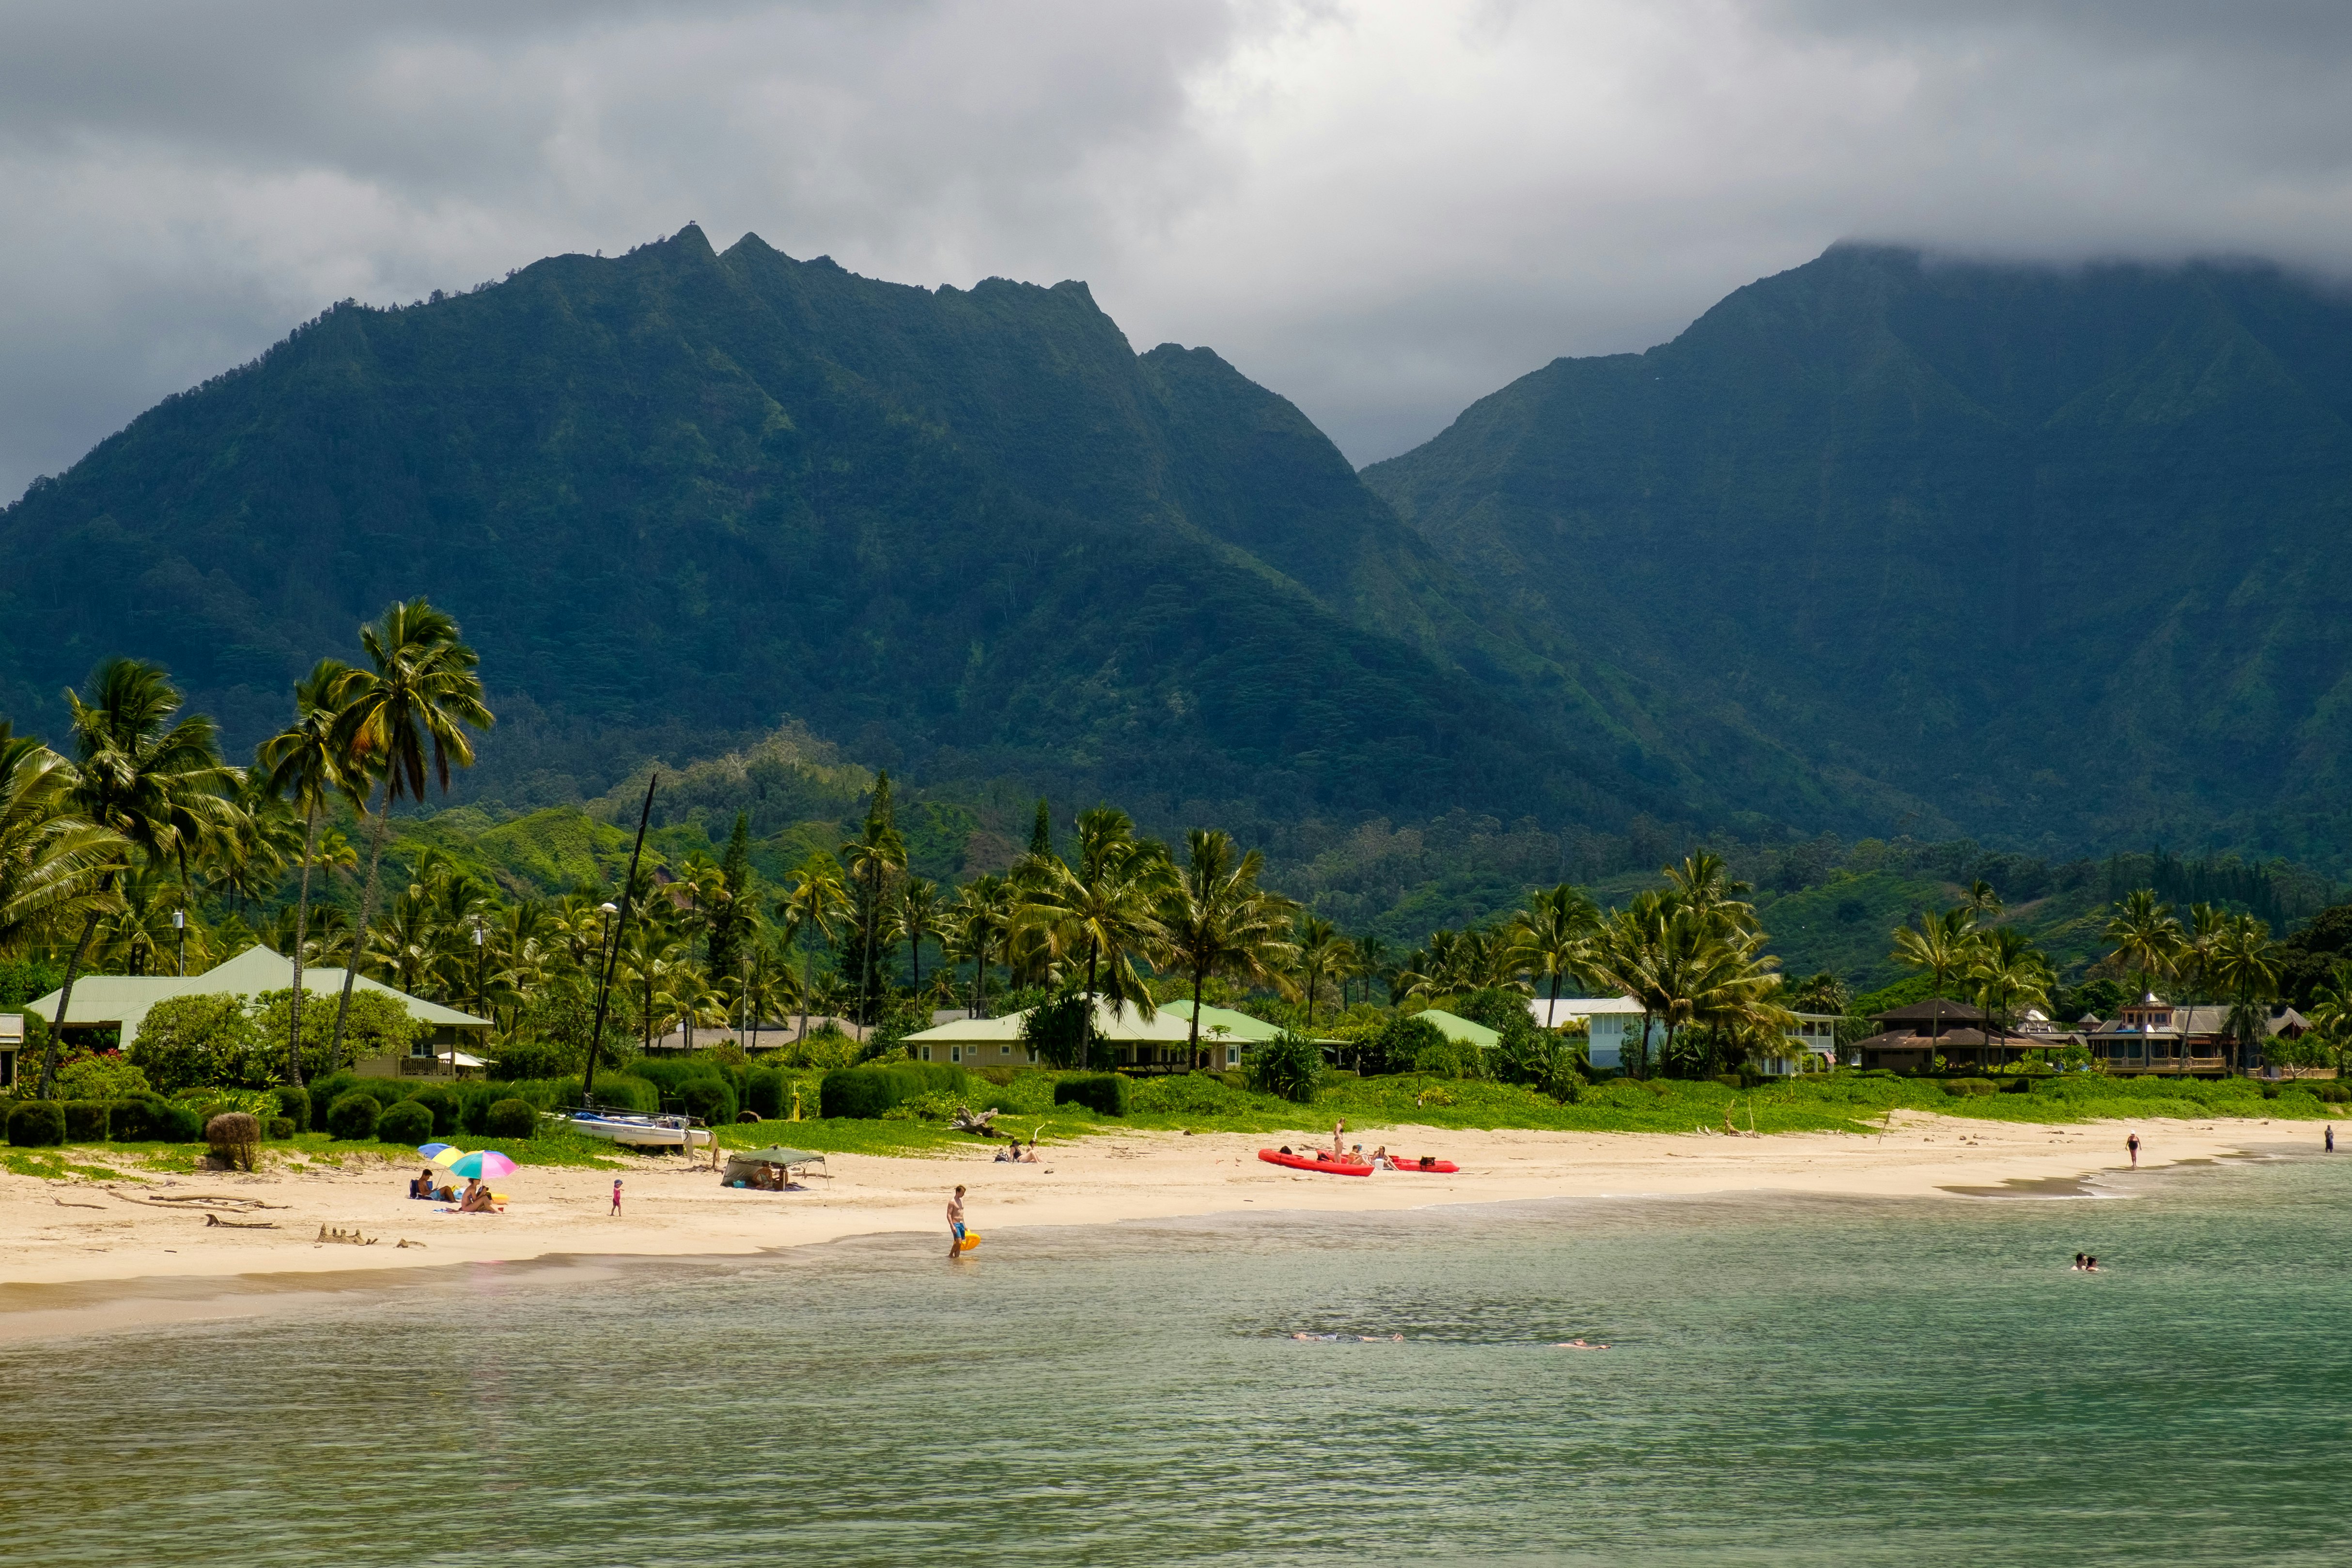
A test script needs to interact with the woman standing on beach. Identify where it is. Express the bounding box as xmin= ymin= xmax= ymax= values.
xmin=2127 ymin=1132 xmax=2141 ymax=1168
